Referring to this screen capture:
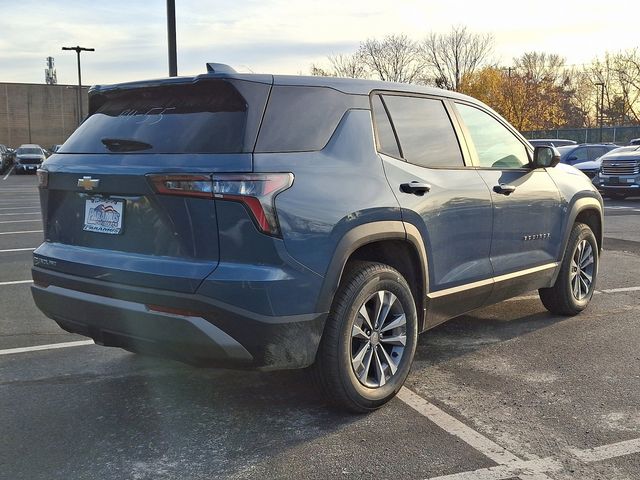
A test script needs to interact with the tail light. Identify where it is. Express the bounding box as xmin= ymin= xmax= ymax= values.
xmin=148 ymin=173 xmax=294 ymax=236
xmin=36 ymin=169 xmax=48 ymax=188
